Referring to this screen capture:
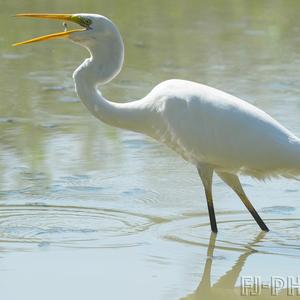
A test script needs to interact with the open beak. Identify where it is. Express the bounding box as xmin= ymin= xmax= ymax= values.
xmin=13 ymin=13 xmax=87 ymax=46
